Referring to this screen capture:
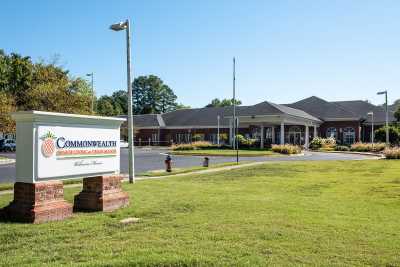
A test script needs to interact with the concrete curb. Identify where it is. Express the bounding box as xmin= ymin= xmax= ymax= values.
xmin=311 ymin=150 xmax=384 ymax=158
xmin=0 ymin=159 xmax=15 ymax=165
